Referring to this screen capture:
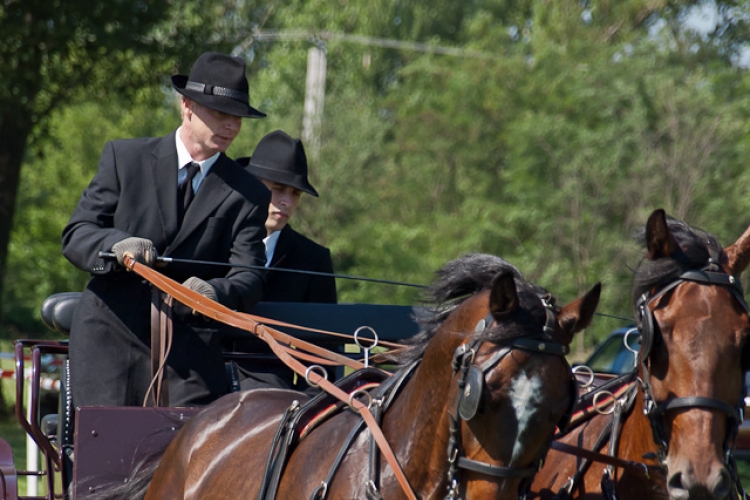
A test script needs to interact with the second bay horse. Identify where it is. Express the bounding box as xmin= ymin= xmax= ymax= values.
xmin=117 ymin=253 xmax=601 ymax=499
xmin=531 ymin=209 xmax=750 ymax=500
